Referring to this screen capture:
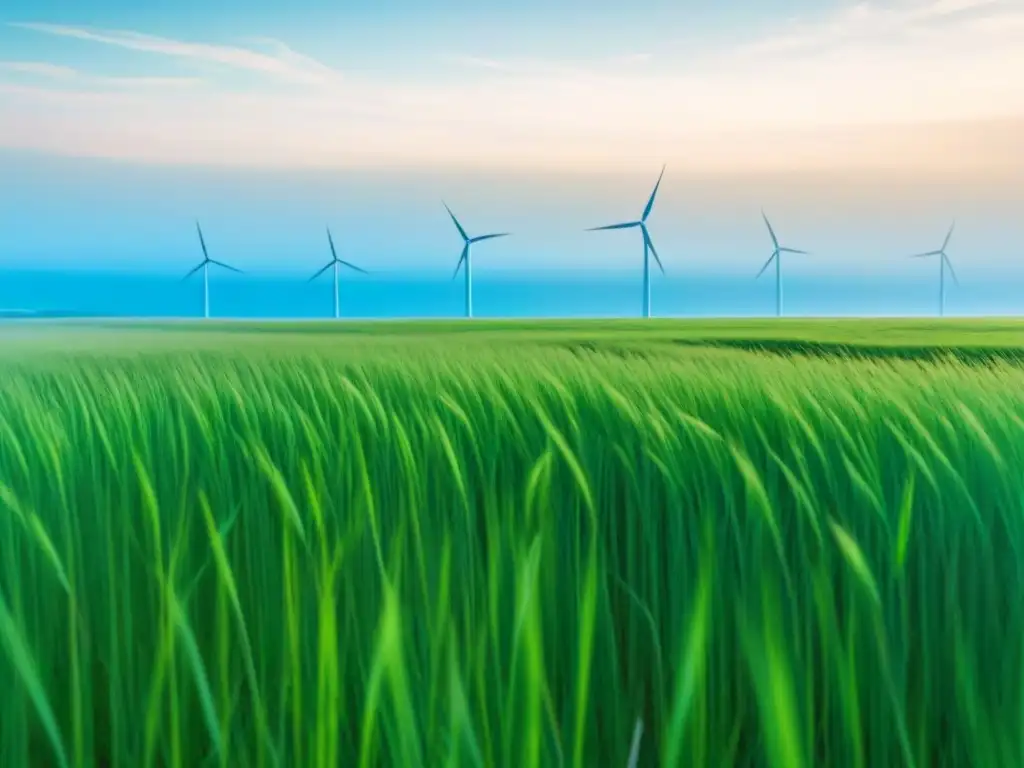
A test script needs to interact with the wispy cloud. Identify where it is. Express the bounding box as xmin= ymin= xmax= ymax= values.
xmin=0 ymin=61 xmax=79 ymax=78
xmin=735 ymin=0 xmax=1014 ymax=56
xmin=0 ymin=59 xmax=198 ymax=89
xmin=438 ymin=53 xmax=607 ymax=81
xmin=442 ymin=54 xmax=518 ymax=72
xmin=2 ymin=0 xmax=1023 ymax=173
xmin=443 ymin=51 xmax=653 ymax=75
xmin=10 ymin=22 xmax=343 ymax=86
